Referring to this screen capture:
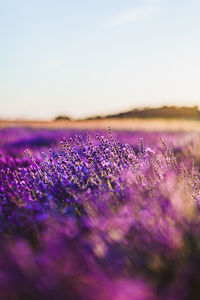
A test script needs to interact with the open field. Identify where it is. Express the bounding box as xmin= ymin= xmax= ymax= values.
xmin=1 ymin=125 xmax=200 ymax=299
xmin=1 ymin=117 xmax=200 ymax=131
